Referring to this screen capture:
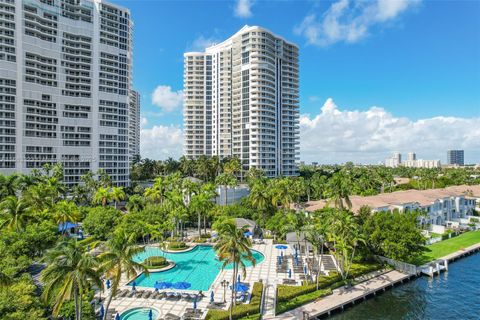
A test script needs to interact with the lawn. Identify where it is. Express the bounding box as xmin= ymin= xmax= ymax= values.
xmin=414 ymin=230 xmax=480 ymax=265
